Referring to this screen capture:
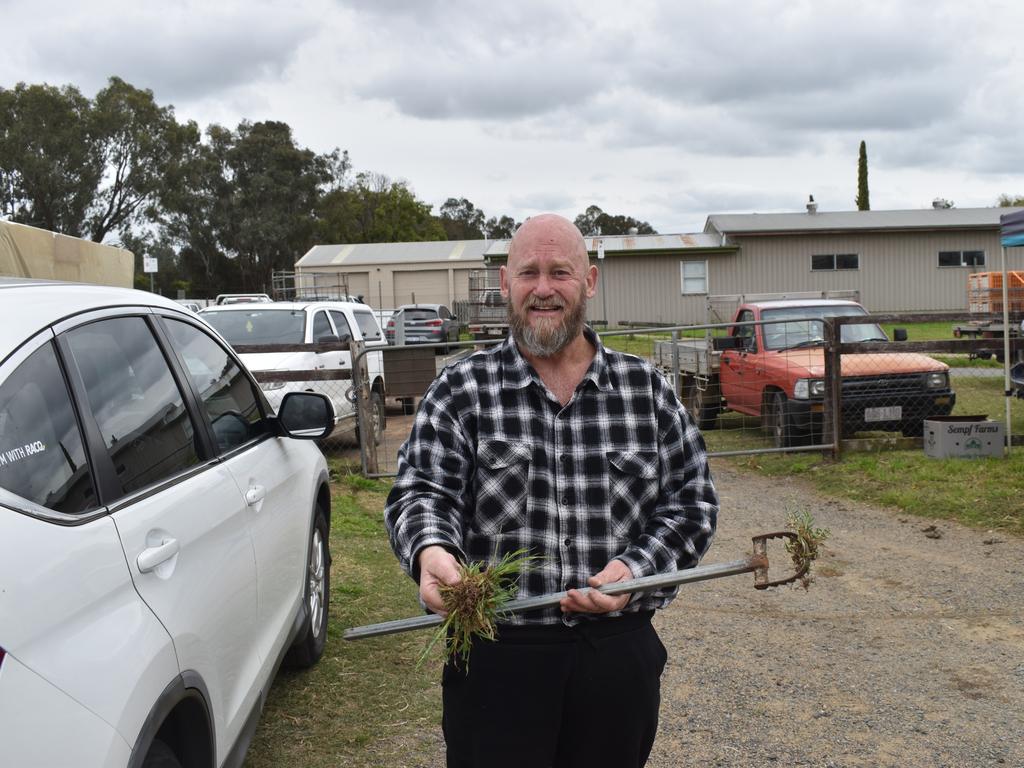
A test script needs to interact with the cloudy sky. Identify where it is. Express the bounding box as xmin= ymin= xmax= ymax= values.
xmin=3 ymin=0 xmax=1023 ymax=233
